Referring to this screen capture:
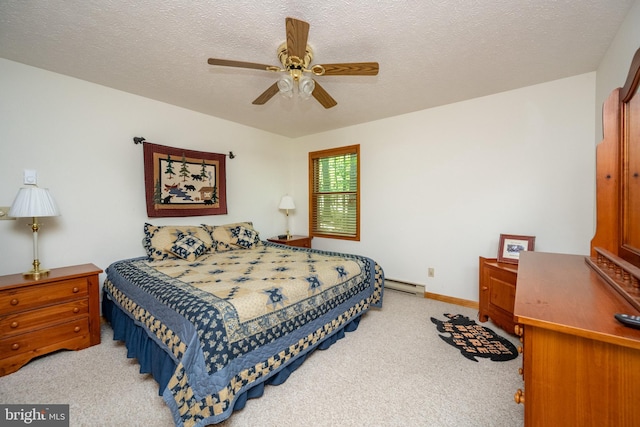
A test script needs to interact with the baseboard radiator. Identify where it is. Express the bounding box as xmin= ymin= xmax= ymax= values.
xmin=384 ymin=279 xmax=425 ymax=296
